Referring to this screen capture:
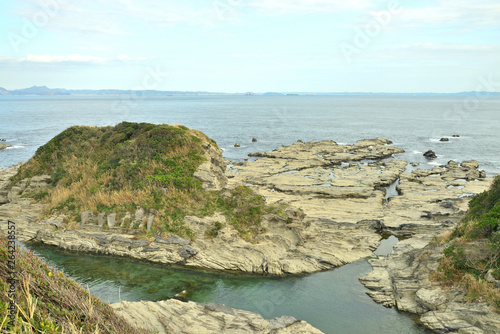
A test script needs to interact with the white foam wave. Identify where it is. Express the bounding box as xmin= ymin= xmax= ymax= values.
xmin=5 ymin=145 xmax=24 ymax=150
